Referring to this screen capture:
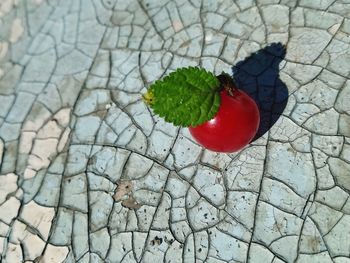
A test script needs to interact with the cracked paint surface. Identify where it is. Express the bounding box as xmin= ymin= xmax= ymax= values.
xmin=0 ymin=0 xmax=350 ymax=262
